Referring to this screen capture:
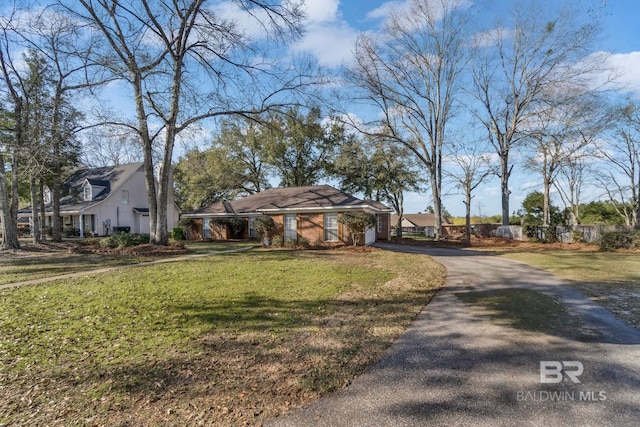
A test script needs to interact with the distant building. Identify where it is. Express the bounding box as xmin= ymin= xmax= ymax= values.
xmin=18 ymin=163 xmax=179 ymax=237
xmin=390 ymin=213 xmax=451 ymax=237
